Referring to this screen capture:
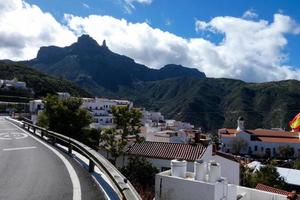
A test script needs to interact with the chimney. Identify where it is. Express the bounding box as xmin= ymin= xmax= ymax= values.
xmin=194 ymin=132 xmax=200 ymax=143
xmin=237 ymin=116 xmax=245 ymax=131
